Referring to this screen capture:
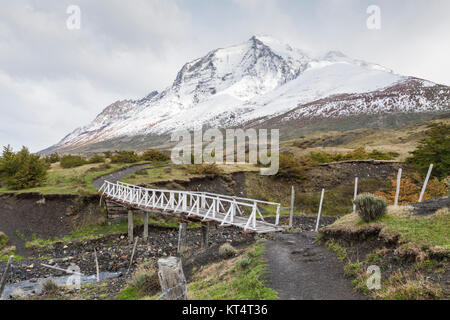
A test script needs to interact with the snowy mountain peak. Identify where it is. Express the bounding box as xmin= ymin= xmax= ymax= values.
xmin=45 ymin=36 xmax=449 ymax=154
xmin=171 ymin=35 xmax=310 ymax=104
